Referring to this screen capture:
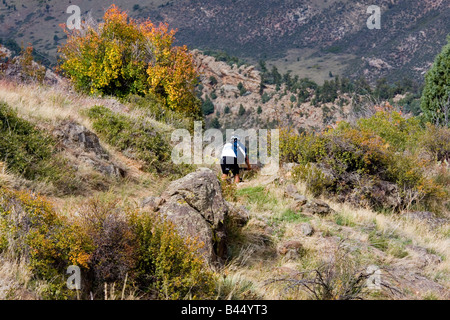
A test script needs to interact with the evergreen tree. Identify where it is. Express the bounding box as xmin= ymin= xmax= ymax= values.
xmin=238 ymin=104 xmax=246 ymax=116
xmin=211 ymin=117 xmax=220 ymax=129
xmin=421 ymin=36 xmax=450 ymax=126
xmin=202 ymin=96 xmax=214 ymax=115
